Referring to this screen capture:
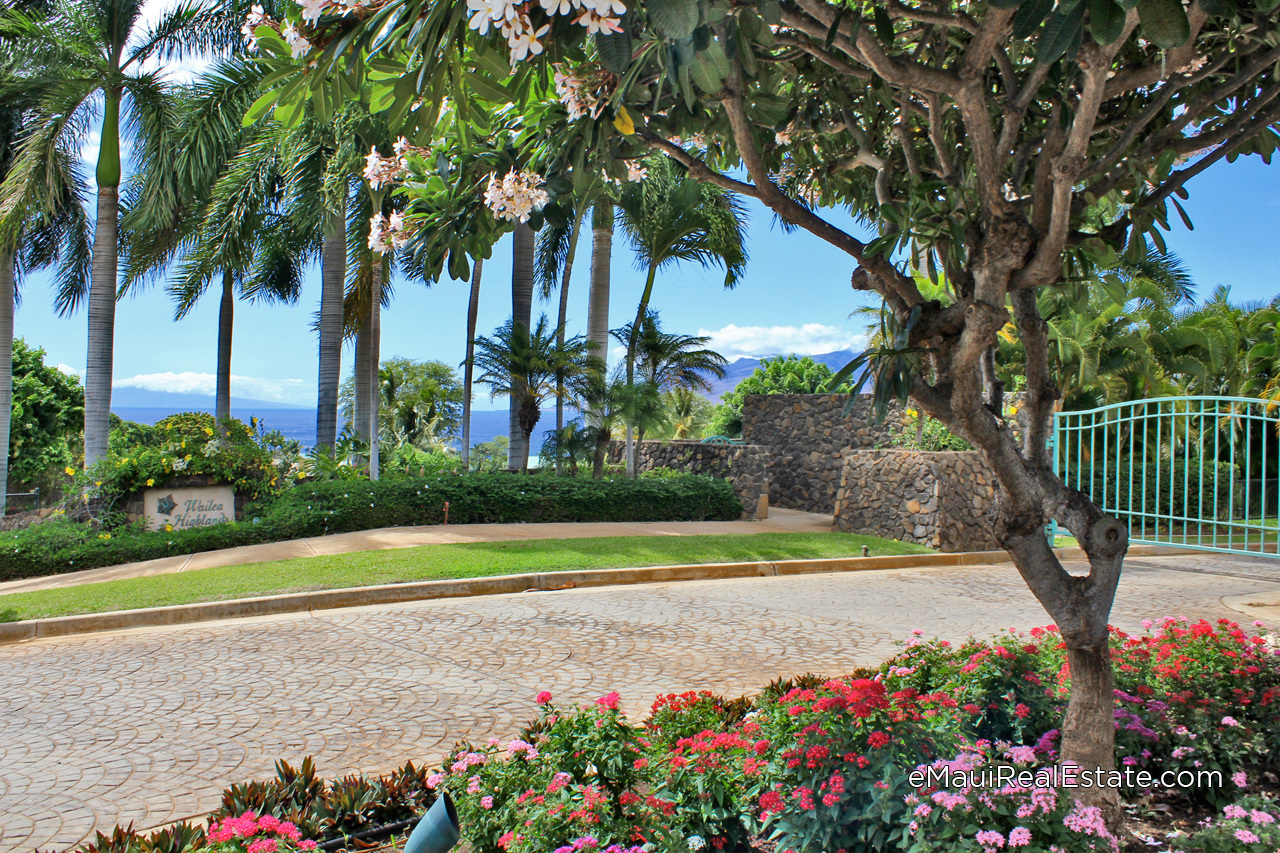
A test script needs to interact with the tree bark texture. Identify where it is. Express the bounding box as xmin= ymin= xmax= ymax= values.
xmin=554 ymin=212 xmax=582 ymax=474
xmin=368 ymin=257 xmax=382 ymax=480
xmin=0 ymin=248 xmax=14 ymax=514
xmin=461 ymin=257 xmax=483 ymax=469
xmin=509 ymin=223 xmax=534 ymax=472
xmin=84 ymin=185 xmax=119 ymax=469
xmin=215 ymin=270 xmax=234 ymax=435
xmin=315 ymin=205 xmax=346 ymax=450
